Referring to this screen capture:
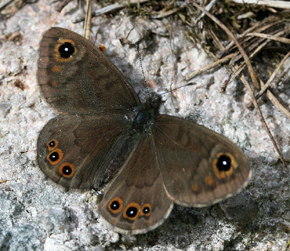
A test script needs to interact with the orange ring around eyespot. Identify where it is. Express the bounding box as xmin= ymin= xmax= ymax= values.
xmin=47 ymin=148 xmax=63 ymax=165
xmin=213 ymin=152 xmax=237 ymax=179
xmin=123 ymin=202 xmax=140 ymax=220
xmin=47 ymin=139 xmax=58 ymax=151
xmin=108 ymin=197 xmax=123 ymax=214
xmin=54 ymin=38 xmax=77 ymax=62
xmin=59 ymin=163 xmax=75 ymax=178
xmin=140 ymin=204 xmax=151 ymax=216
